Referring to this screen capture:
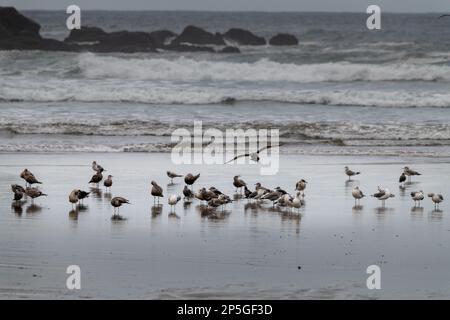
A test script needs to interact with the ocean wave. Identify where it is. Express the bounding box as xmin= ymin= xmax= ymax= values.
xmin=1 ymin=83 xmax=450 ymax=108
xmin=75 ymin=53 xmax=450 ymax=83
xmin=1 ymin=120 xmax=450 ymax=141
